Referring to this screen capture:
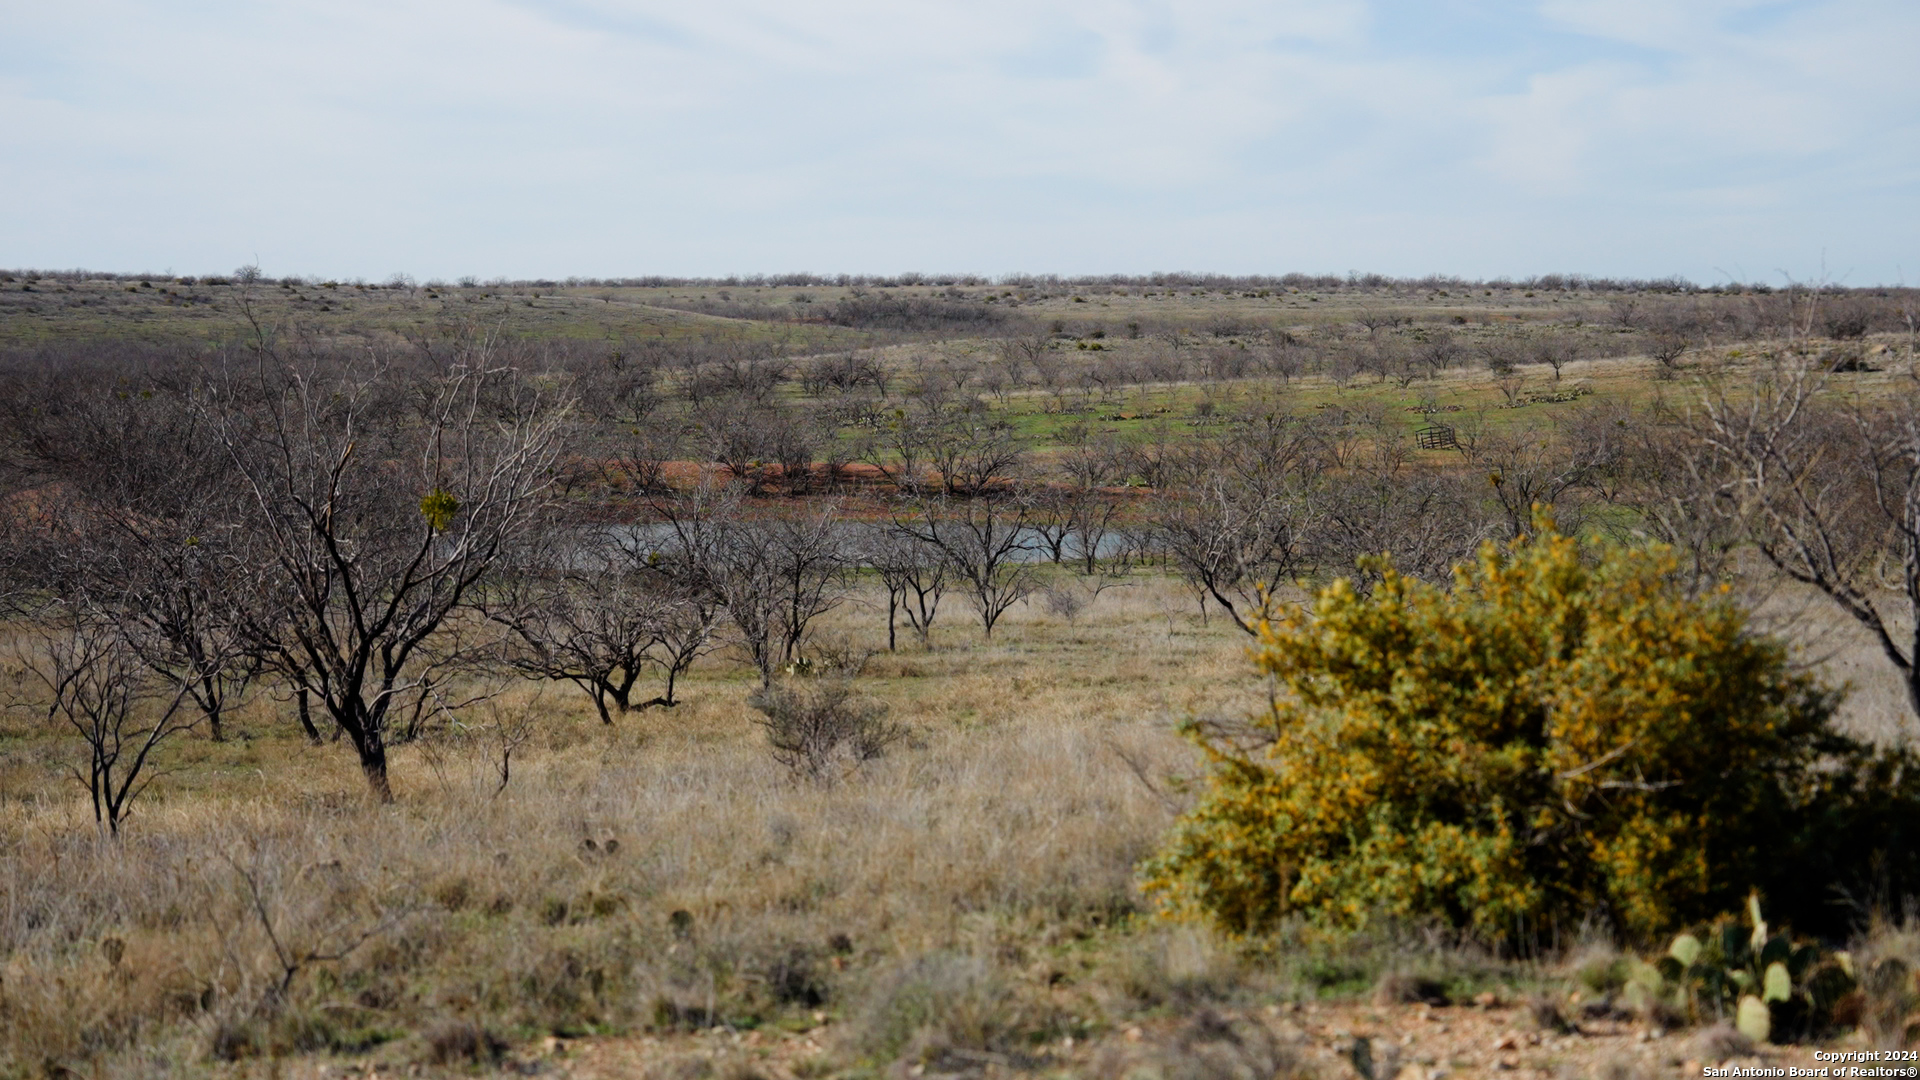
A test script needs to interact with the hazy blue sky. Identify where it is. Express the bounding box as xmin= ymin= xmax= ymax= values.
xmin=3 ymin=0 xmax=1914 ymax=282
